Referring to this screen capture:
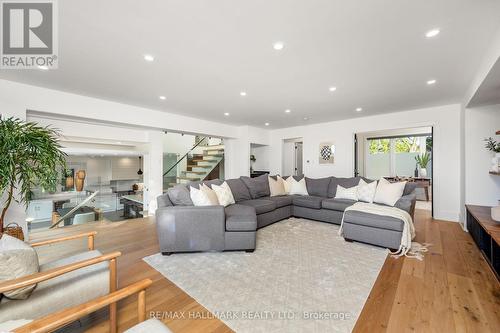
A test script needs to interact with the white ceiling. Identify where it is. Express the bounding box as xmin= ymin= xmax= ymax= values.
xmin=1 ymin=0 xmax=500 ymax=128
xmin=468 ymin=57 xmax=500 ymax=108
